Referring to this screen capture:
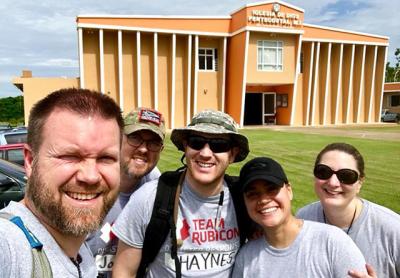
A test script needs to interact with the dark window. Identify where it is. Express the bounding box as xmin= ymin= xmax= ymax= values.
xmin=390 ymin=95 xmax=400 ymax=107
